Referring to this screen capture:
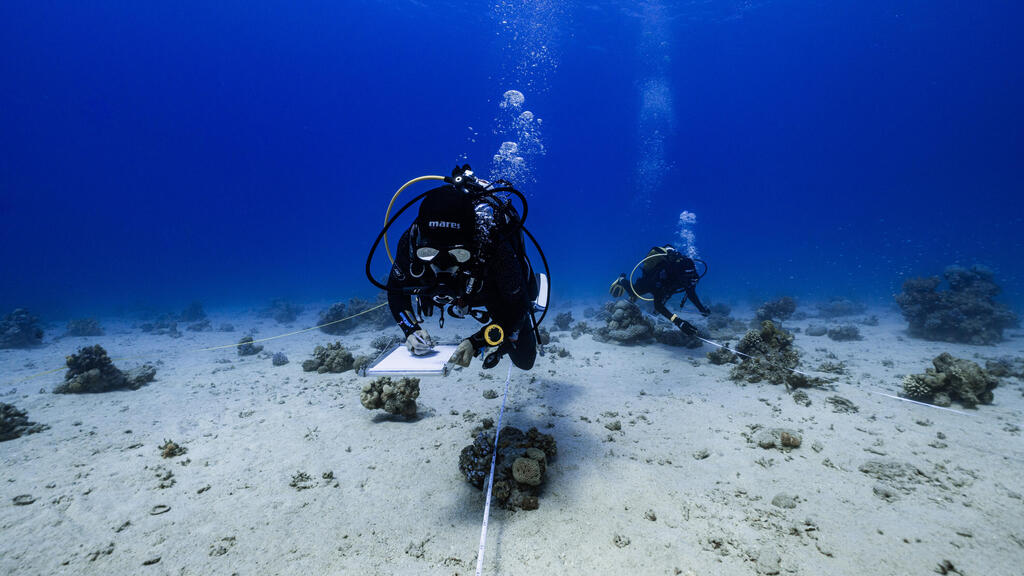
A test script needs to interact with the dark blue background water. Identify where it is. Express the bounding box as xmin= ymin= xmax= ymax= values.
xmin=2 ymin=1 xmax=1021 ymax=318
